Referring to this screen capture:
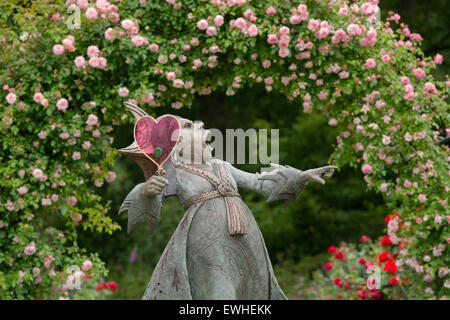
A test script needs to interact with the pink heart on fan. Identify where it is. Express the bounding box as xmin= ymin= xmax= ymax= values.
xmin=134 ymin=115 xmax=181 ymax=168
